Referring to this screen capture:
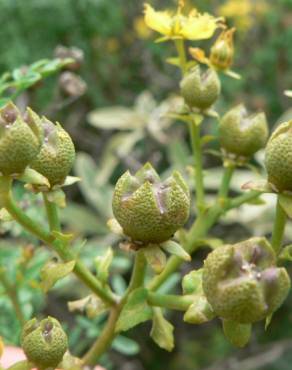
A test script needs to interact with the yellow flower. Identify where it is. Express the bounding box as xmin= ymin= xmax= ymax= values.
xmin=144 ymin=2 xmax=224 ymax=41
xmin=189 ymin=28 xmax=240 ymax=79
